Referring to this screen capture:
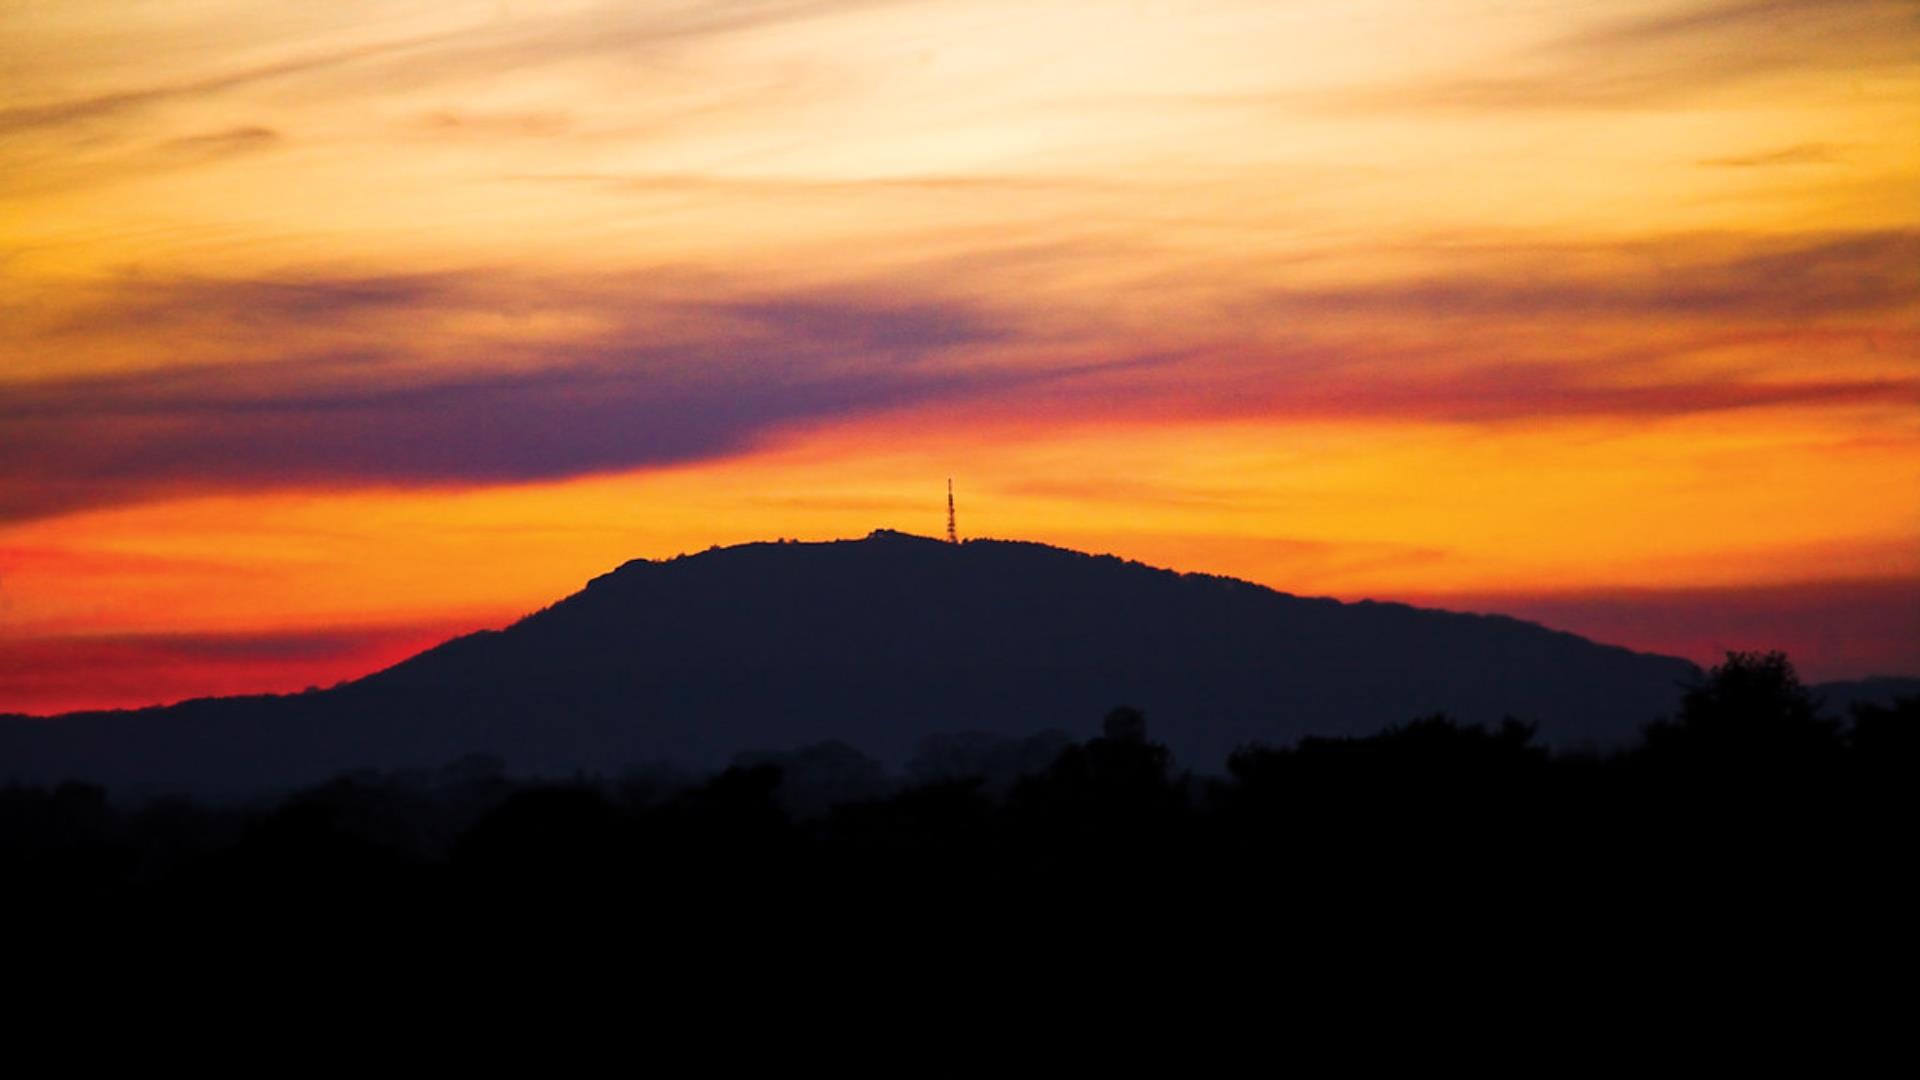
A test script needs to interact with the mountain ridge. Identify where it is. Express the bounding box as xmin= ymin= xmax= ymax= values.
xmin=1 ymin=529 xmax=1749 ymax=796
